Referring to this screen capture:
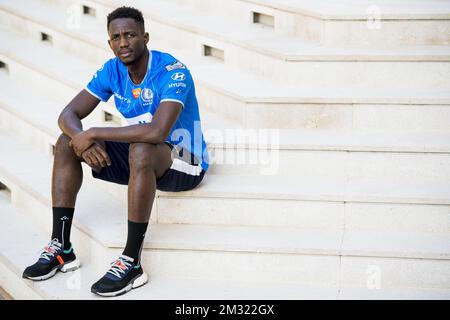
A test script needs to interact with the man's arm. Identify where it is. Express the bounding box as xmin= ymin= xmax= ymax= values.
xmin=58 ymin=89 xmax=101 ymax=138
xmin=70 ymin=101 xmax=182 ymax=155
xmin=59 ymin=90 xmax=111 ymax=167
